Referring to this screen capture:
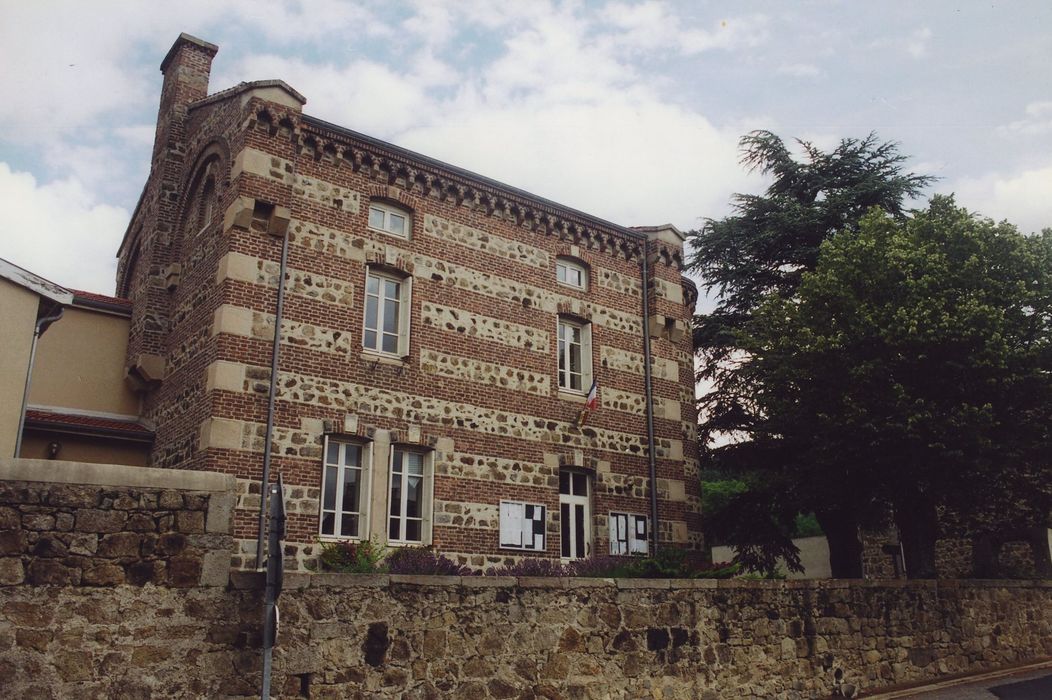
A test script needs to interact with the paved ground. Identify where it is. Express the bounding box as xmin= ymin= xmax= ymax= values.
xmin=894 ymin=668 xmax=1052 ymax=699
